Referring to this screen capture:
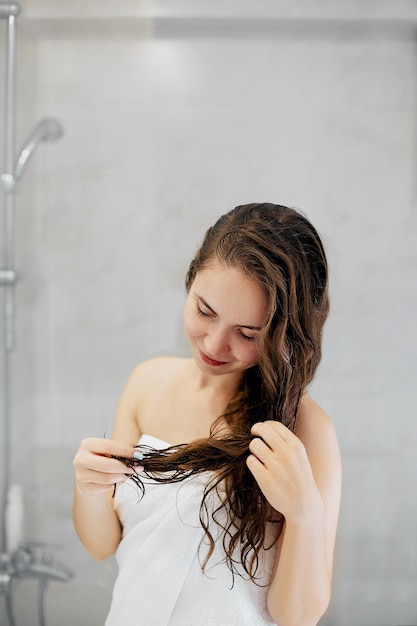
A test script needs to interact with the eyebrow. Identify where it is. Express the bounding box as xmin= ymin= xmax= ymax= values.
xmin=196 ymin=295 xmax=263 ymax=331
